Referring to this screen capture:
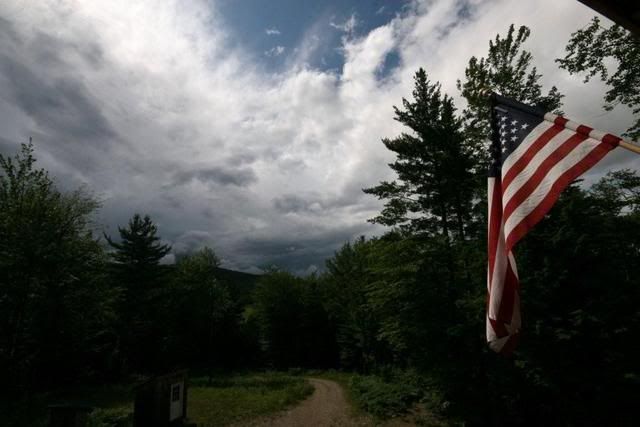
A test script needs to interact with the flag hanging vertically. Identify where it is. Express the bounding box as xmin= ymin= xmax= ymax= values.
xmin=486 ymin=94 xmax=623 ymax=354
